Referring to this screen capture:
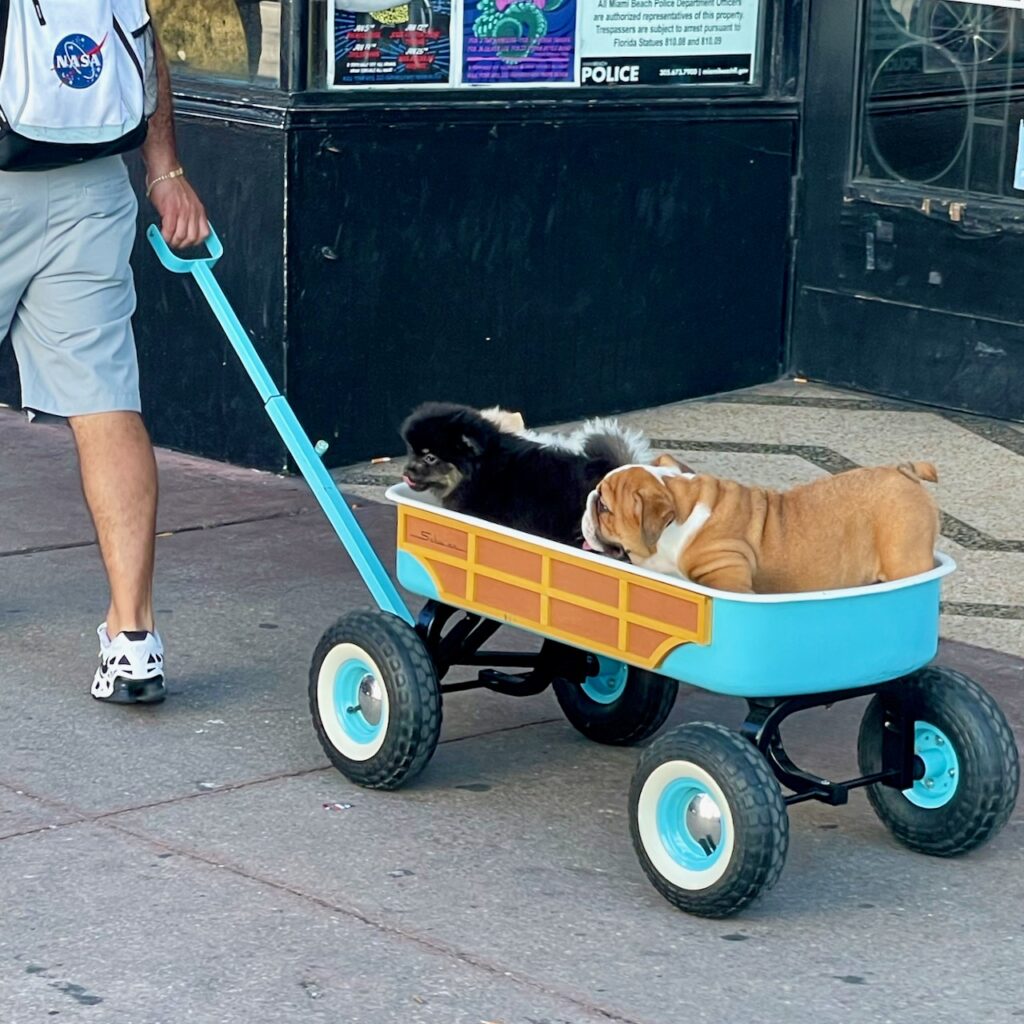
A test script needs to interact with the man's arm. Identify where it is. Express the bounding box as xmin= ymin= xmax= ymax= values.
xmin=141 ymin=34 xmax=210 ymax=249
